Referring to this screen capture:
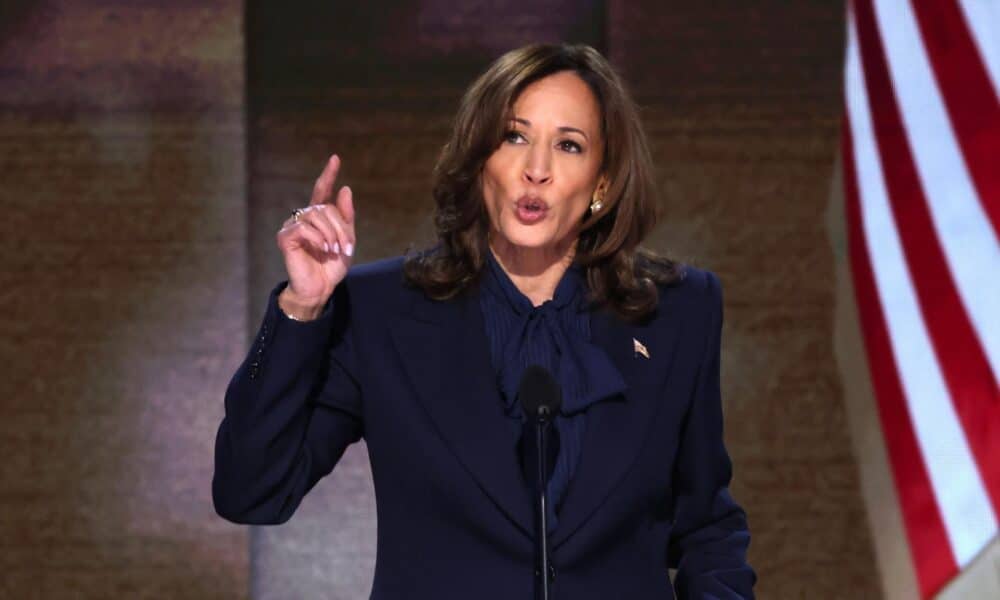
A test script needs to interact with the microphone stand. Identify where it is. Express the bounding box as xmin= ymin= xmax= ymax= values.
xmin=534 ymin=404 xmax=554 ymax=600
xmin=517 ymin=364 xmax=561 ymax=599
